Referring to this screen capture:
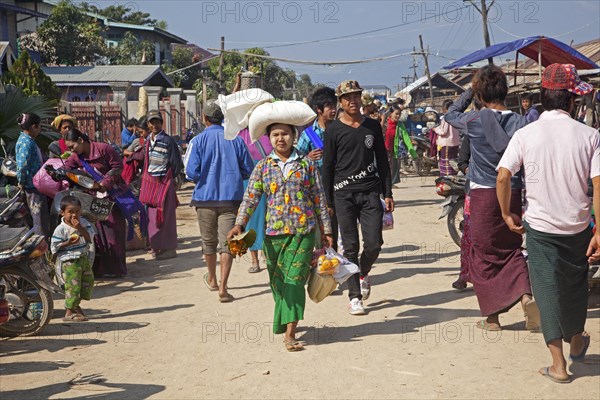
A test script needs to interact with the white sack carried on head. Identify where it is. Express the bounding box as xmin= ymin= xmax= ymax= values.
xmin=248 ymin=101 xmax=316 ymax=142
xmin=218 ymin=89 xmax=274 ymax=139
